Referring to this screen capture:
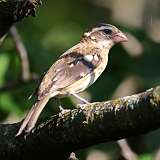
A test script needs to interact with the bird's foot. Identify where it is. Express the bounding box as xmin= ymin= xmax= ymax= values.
xmin=58 ymin=105 xmax=71 ymax=117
